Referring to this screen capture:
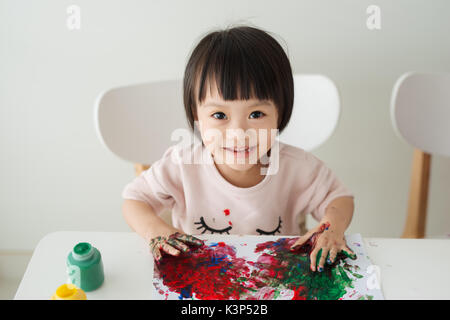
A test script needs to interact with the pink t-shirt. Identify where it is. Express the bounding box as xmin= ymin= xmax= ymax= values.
xmin=121 ymin=141 xmax=354 ymax=236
